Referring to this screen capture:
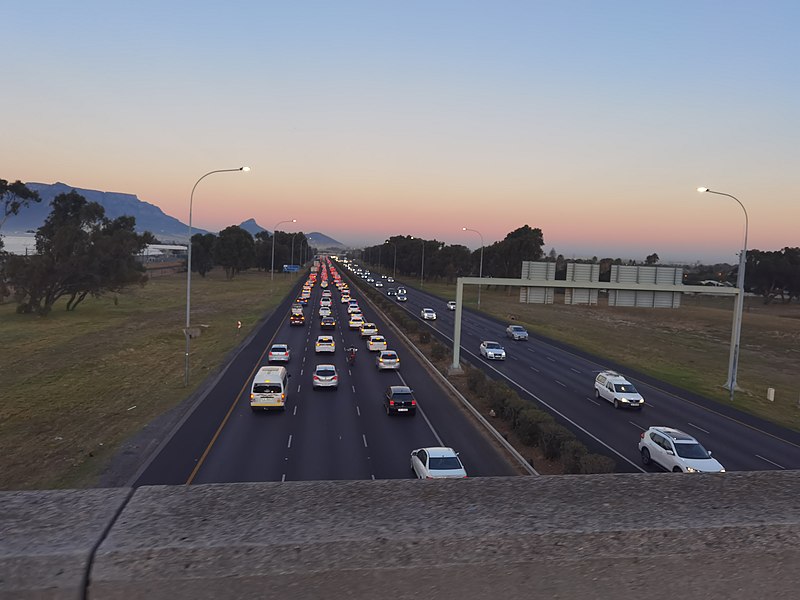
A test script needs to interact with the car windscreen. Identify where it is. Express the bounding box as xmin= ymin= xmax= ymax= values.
xmin=614 ymin=383 xmax=638 ymax=393
xmin=428 ymin=457 xmax=462 ymax=470
xmin=253 ymin=383 xmax=282 ymax=394
xmin=674 ymin=442 xmax=710 ymax=459
xmin=511 ymin=326 xmax=524 ymax=332
xmin=485 ymin=342 xmax=501 ymax=349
